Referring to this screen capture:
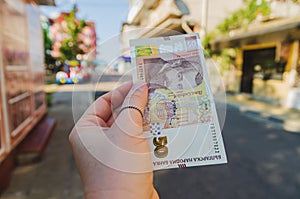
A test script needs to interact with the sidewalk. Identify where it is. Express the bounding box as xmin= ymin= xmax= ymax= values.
xmin=226 ymin=93 xmax=300 ymax=133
